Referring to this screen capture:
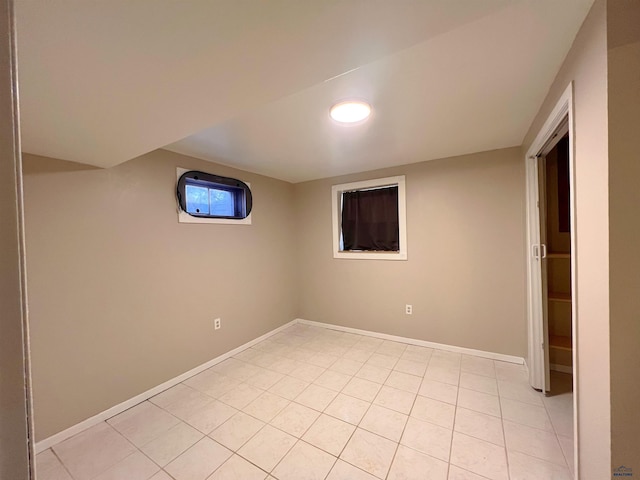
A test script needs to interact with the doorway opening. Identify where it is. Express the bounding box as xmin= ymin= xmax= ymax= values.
xmin=525 ymin=83 xmax=578 ymax=477
xmin=526 ymin=113 xmax=577 ymax=394
xmin=539 ymin=133 xmax=573 ymax=393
